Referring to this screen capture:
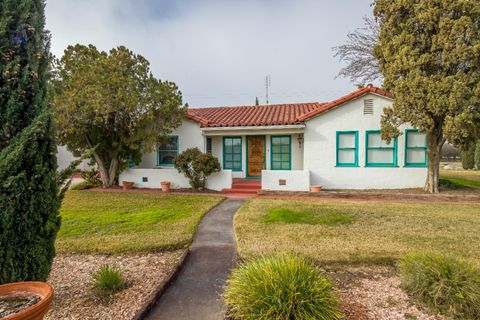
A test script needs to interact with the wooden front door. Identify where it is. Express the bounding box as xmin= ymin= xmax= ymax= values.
xmin=247 ymin=136 xmax=265 ymax=177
